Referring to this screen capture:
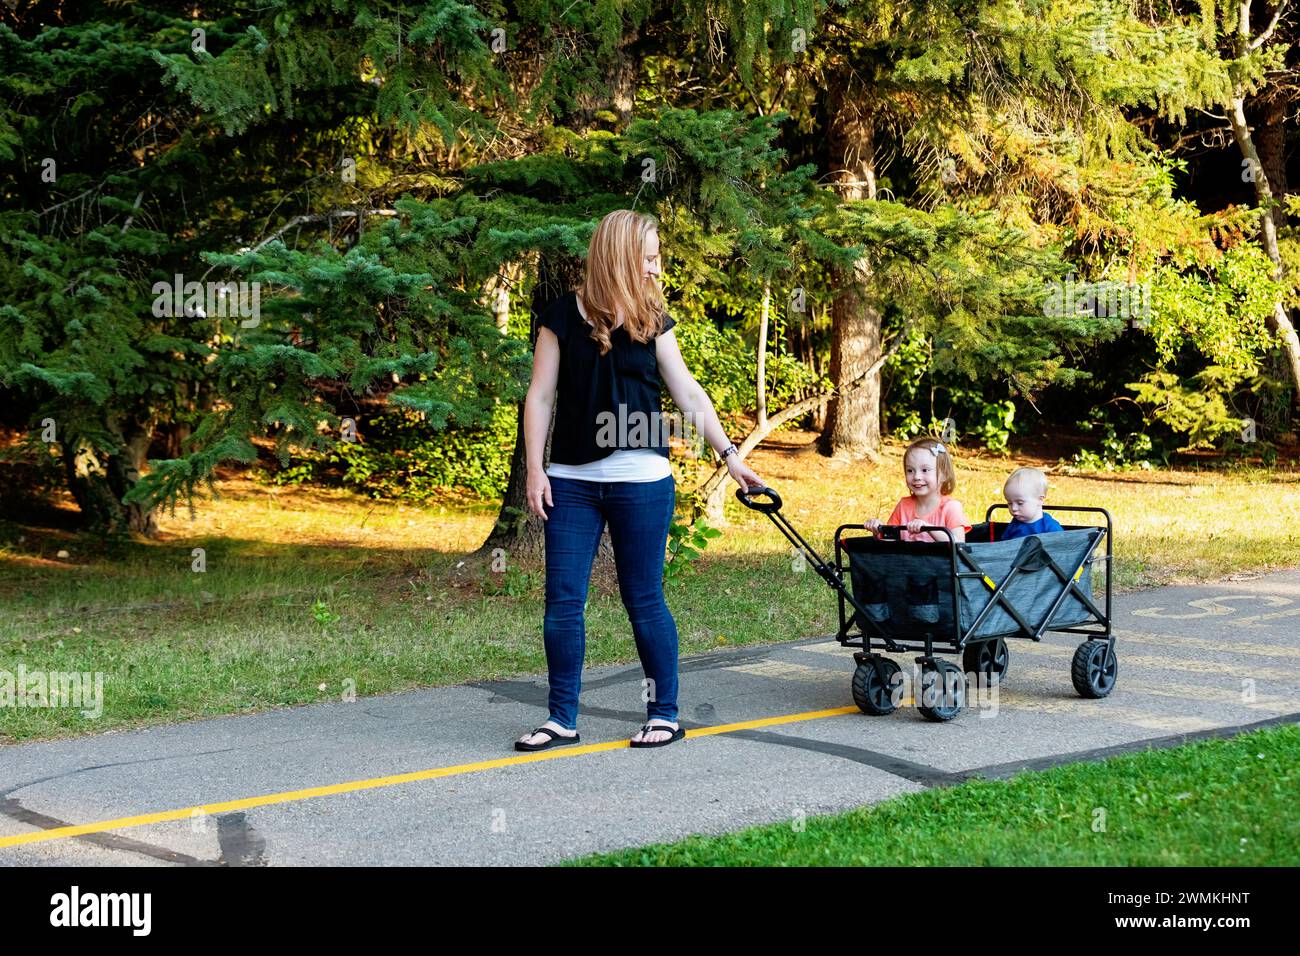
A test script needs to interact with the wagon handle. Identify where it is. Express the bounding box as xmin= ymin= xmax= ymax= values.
xmin=869 ymin=524 xmax=958 ymax=541
xmin=735 ymin=484 xmax=783 ymax=513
